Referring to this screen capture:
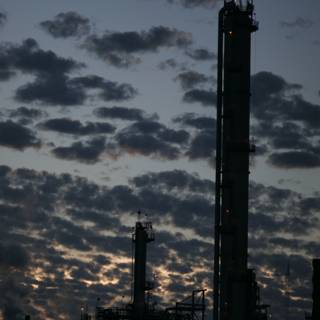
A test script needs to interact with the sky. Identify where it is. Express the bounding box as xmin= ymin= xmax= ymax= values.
xmin=0 ymin=0 xmax=320 ymax=319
